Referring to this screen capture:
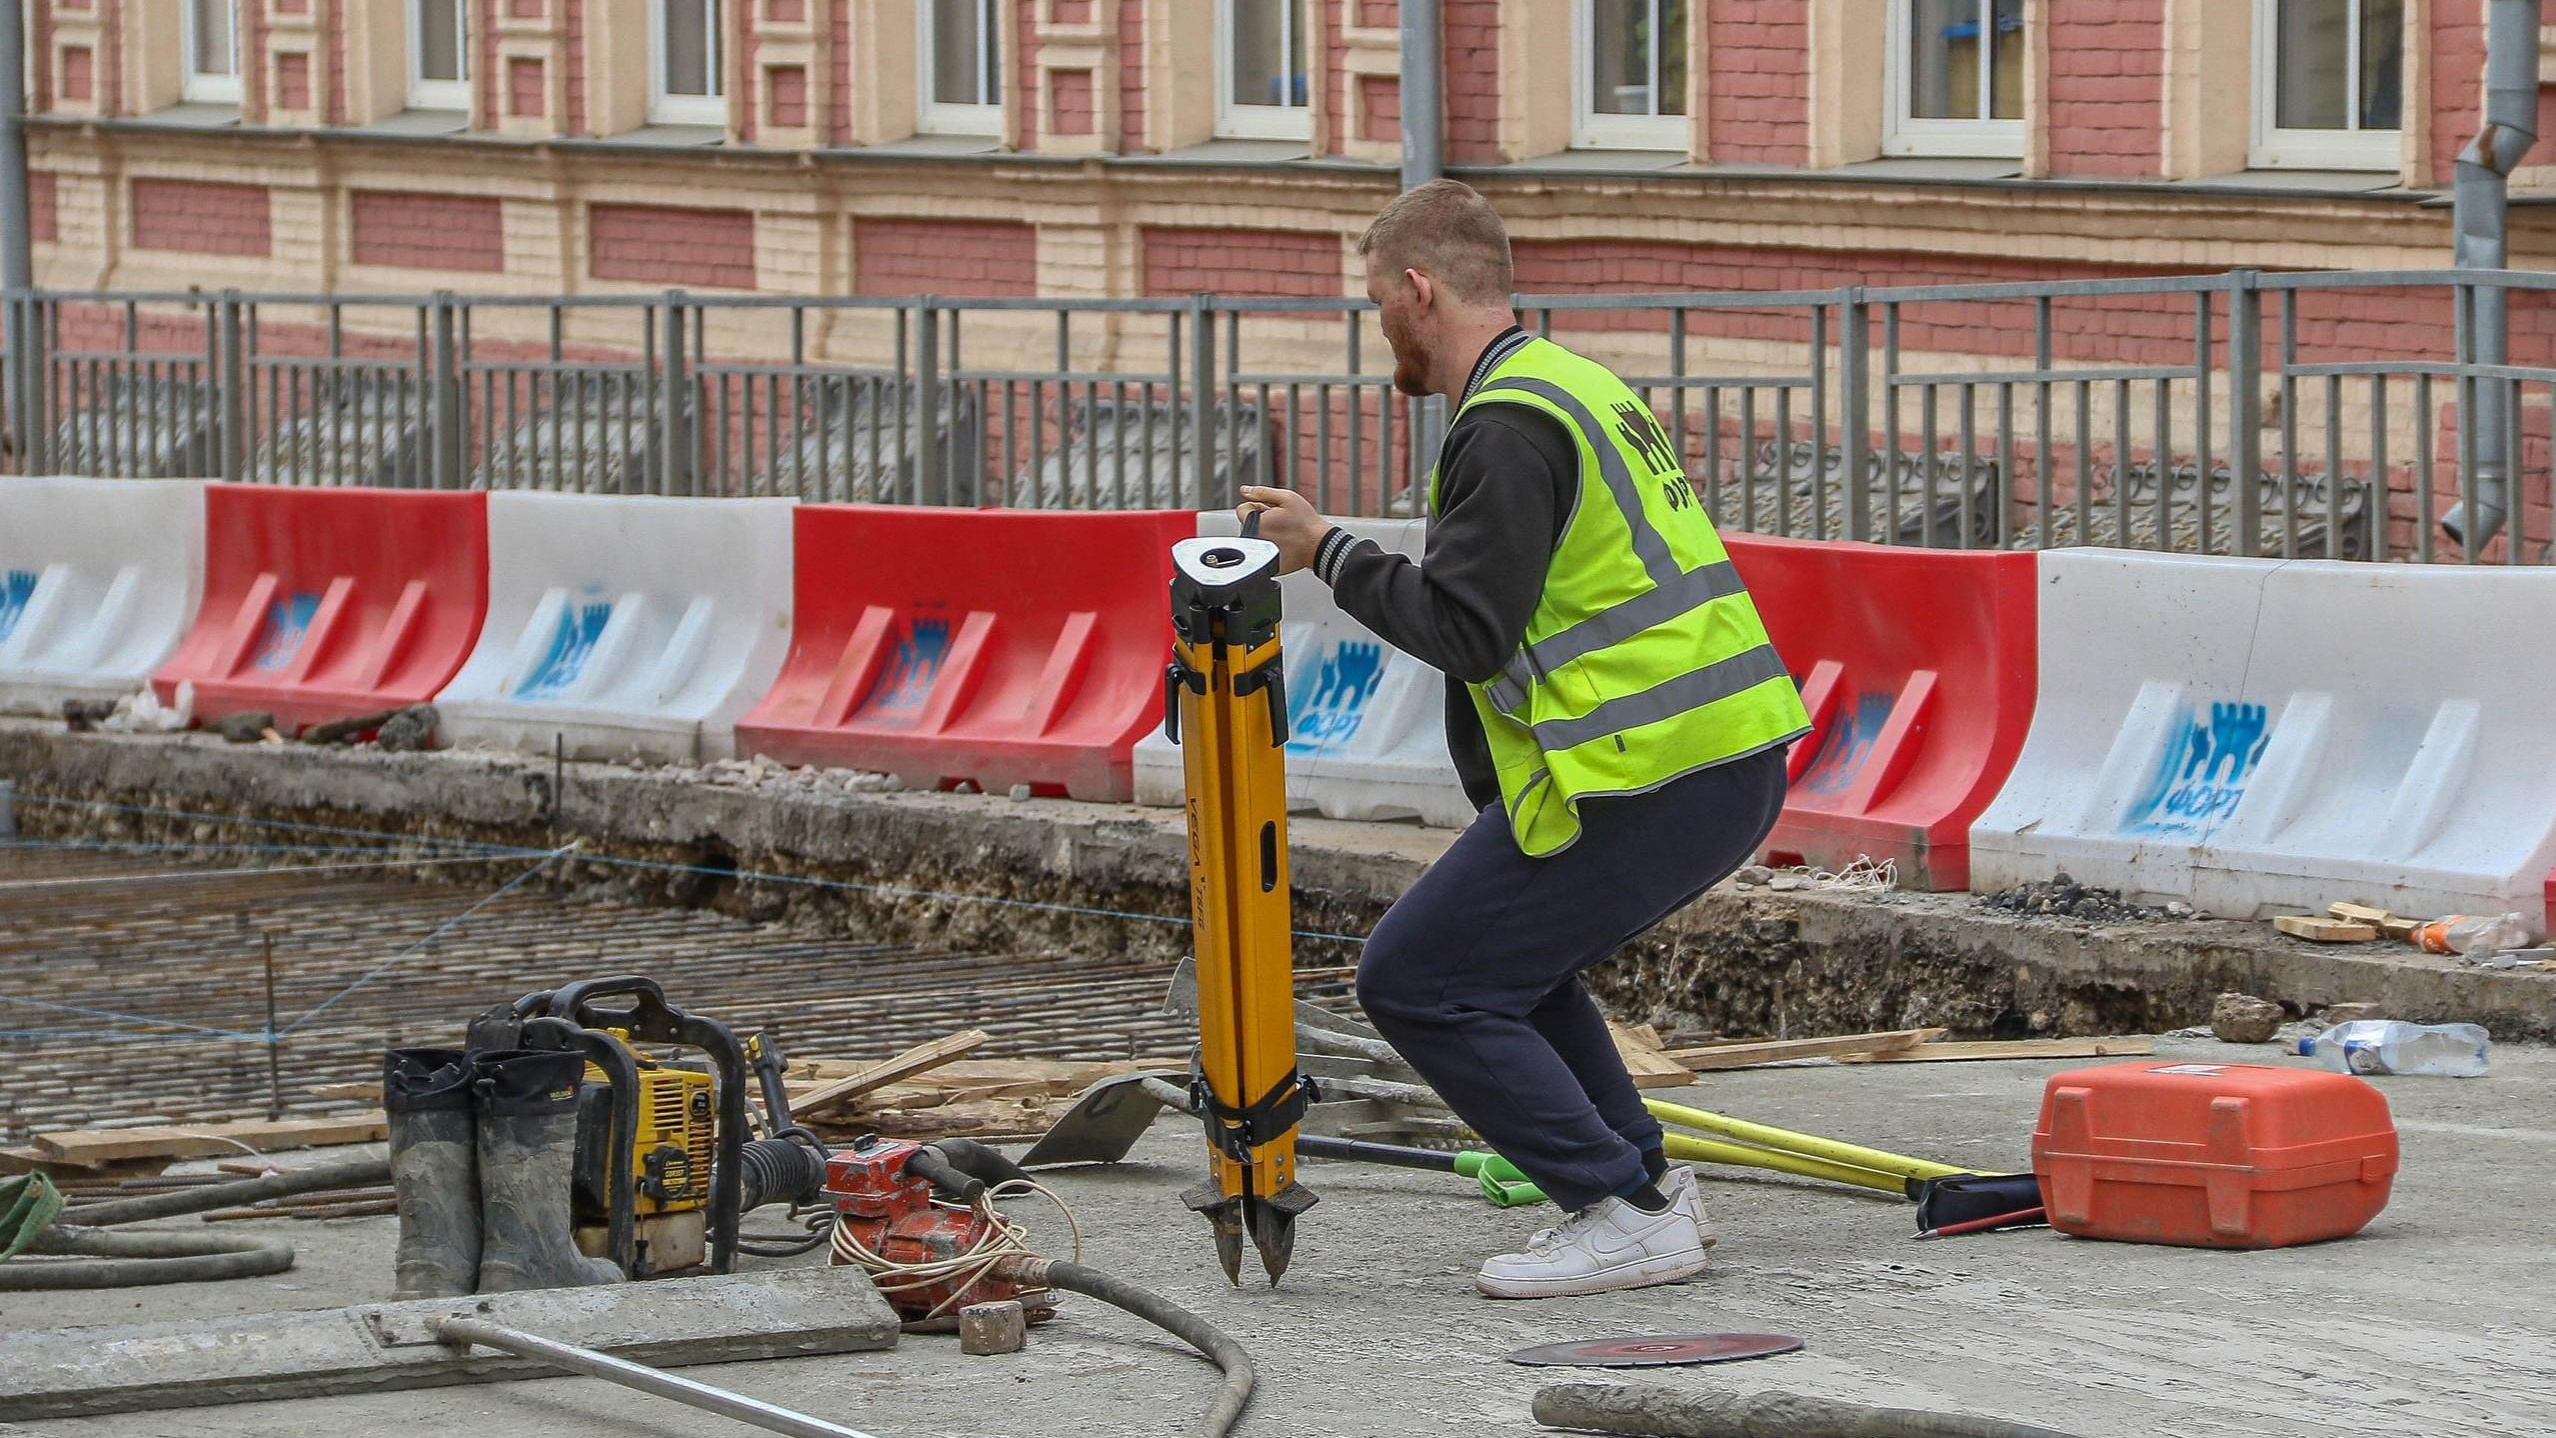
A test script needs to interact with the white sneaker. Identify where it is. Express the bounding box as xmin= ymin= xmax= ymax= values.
xmin=1662 ymin=1165 xmax=1719 ymax=1250
xmin=1475 ymin=1190 xmax=1714 ymax=1299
